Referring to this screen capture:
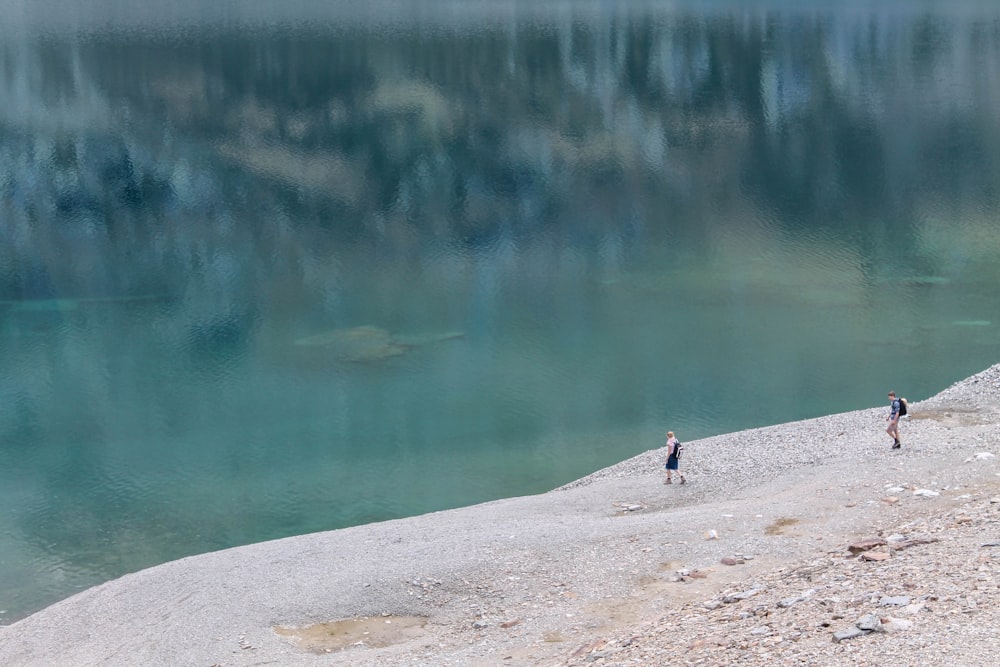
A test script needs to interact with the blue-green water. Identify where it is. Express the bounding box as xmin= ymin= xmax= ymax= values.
xmin=2 ymin=1 xmax=1000 ymax=622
